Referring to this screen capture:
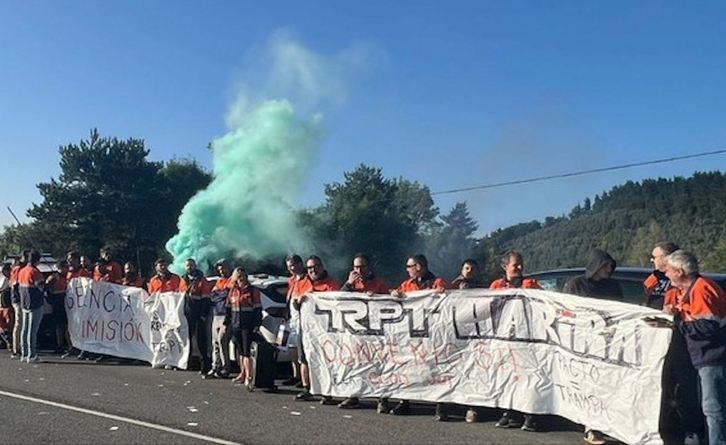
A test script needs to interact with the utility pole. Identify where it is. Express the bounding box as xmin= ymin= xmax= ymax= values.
xmin=6 ymin=206 xmax=22 ymax=225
